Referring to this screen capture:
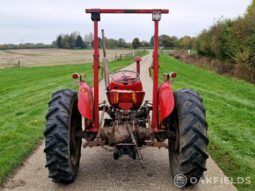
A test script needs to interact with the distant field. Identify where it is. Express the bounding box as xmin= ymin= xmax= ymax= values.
xmin=0 ymin=49 xmax=137 ymax=68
